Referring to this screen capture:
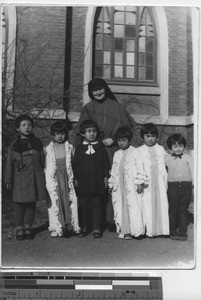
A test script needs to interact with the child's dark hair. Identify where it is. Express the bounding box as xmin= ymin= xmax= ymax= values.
xmin=140 ymin=123 xmax=158 ymax=138
xmin=15 ymin=114 xmax=33 ymax=129
xmin=50 ymin=121 xmax=68 ymax=136
xmin=79 ymin=120 xmax=99 ymax=135
xmin=167 ymin=133 xmax=187 ymax=149
xmin=114 ymin=126 xmax=133 ymax=142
